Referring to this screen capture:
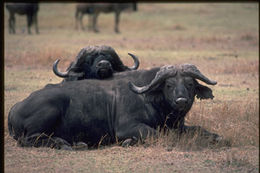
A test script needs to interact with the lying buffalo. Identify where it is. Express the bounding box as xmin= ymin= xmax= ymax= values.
xmin=6 ymin=3 xmax=39 ymax=34
xmin=75 ymin=3 xmax=137 ymax=33
xmin=8 ymin=63 xmax=221 ymax=149
xmin=53 ymin=45 xmax=139 ymax=81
